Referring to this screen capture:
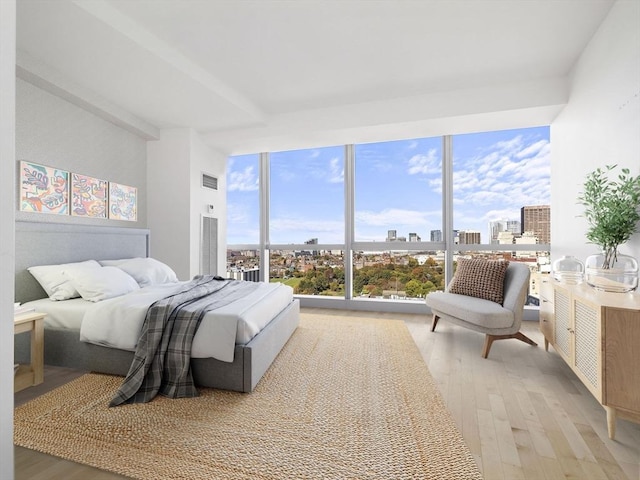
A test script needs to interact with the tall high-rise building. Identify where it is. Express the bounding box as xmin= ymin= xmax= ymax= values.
xmin=506 ymin=220 xmax=521 ymax=234
xmin=488 ymin=219 xmax=507 ymax=244
xmin=458 ymin=230 xmax=481 ymax=244
xmin=430 ymin=230 xmax=442 ymax=242
xmin=521 ymin=205 xmax=550 ymax=244
xmin=387 ymin=230 xmax=397 ymax=242
xmin=408 ymin=232 xmax=421 ymax=242
xmin=489 ymin=219 xmax=523 ymax=244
